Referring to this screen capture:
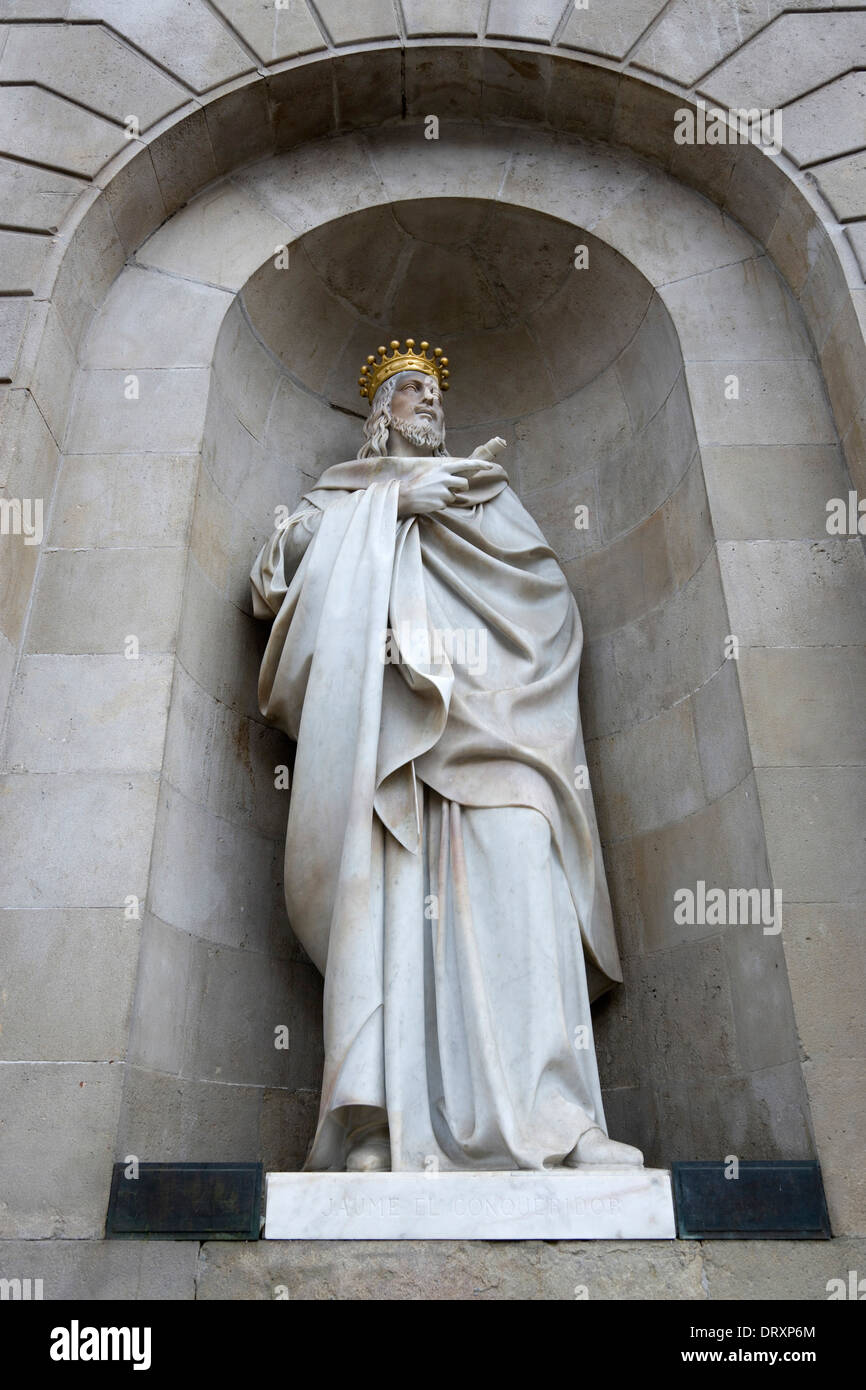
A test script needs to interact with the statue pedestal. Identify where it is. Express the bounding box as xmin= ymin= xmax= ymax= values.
xmin=264 ymin=1168 xmax=676 ymax=1240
